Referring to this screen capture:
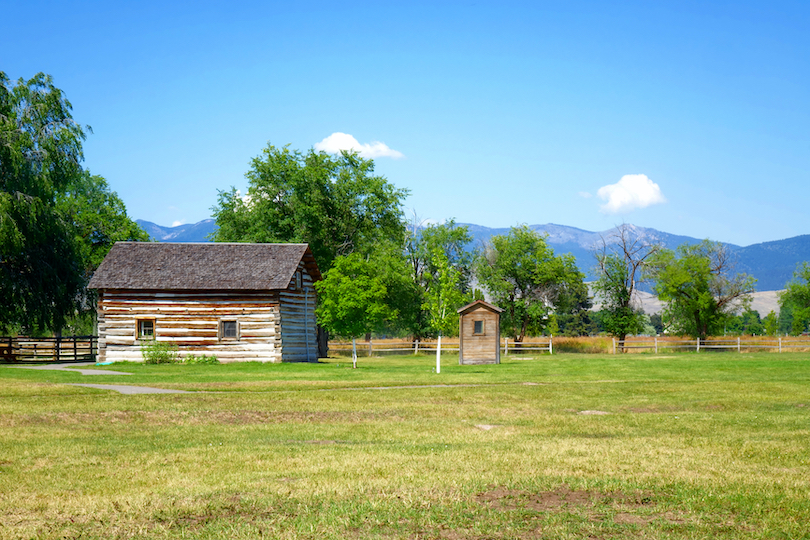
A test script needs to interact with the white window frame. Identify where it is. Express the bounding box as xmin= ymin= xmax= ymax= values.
xmin=137 ymin=319 xmax=156 ymax=339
